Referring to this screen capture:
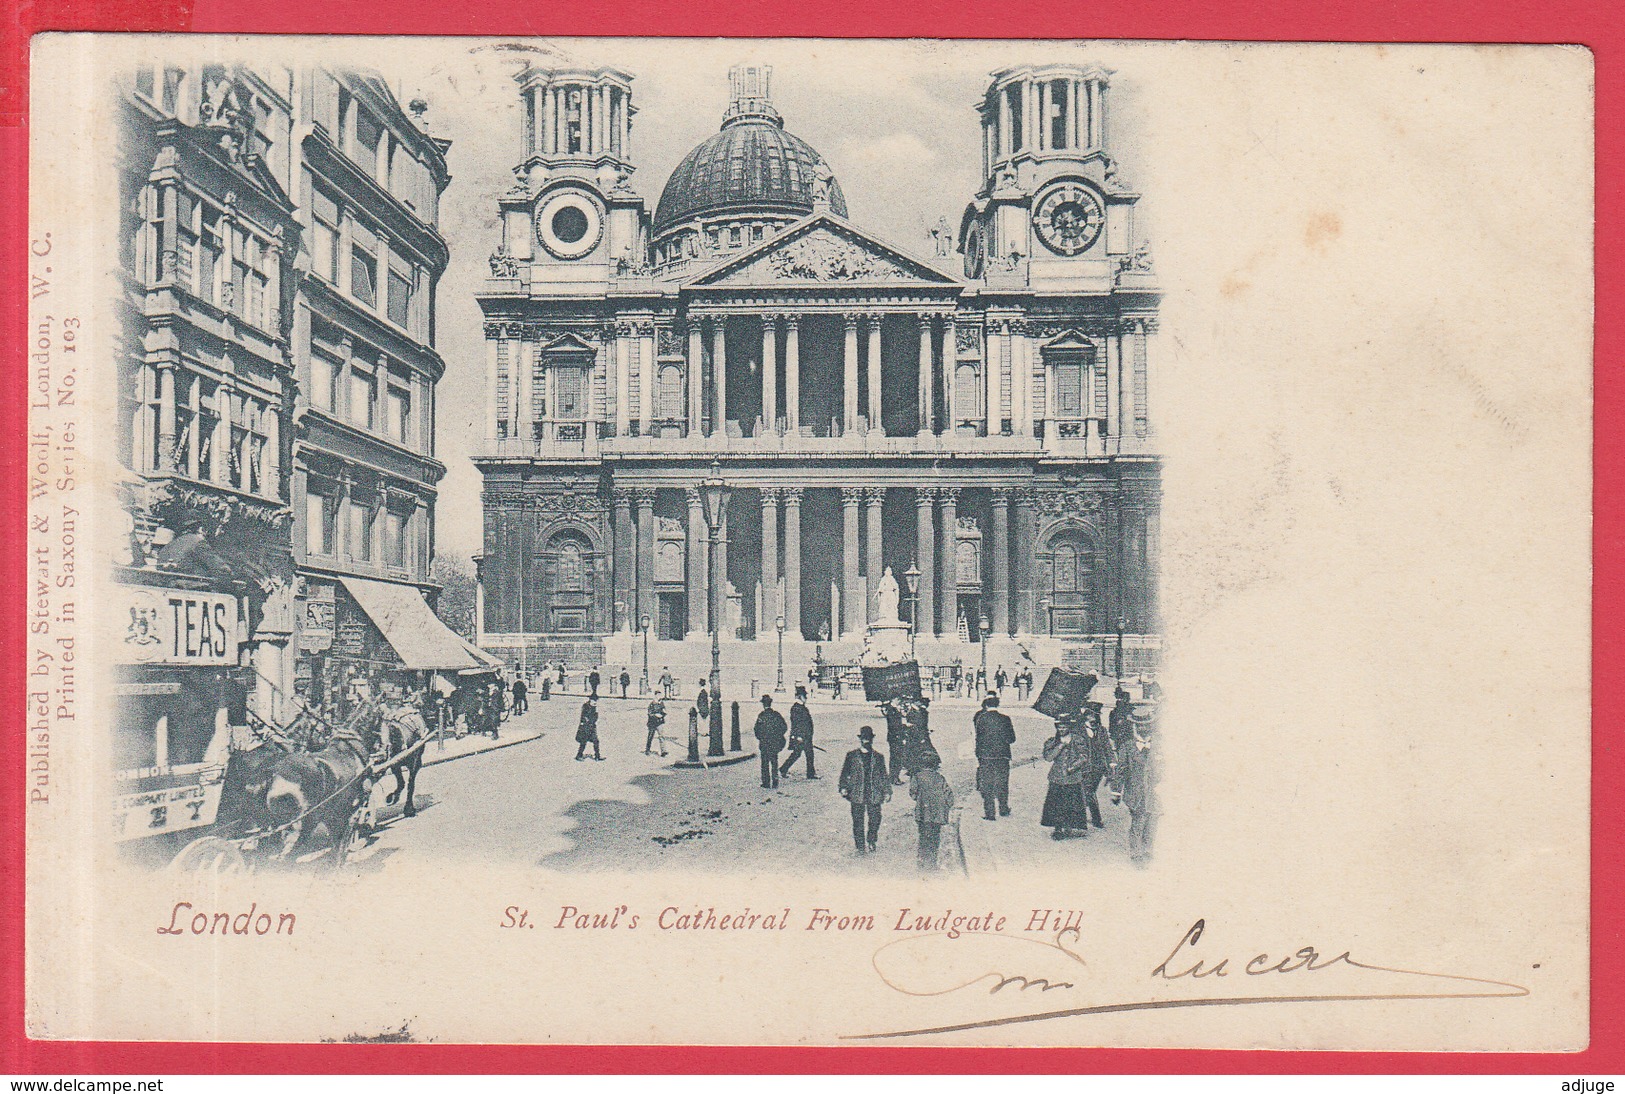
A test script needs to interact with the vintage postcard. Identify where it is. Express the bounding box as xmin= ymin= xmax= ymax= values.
xmin=22 ymin=35 xmax=1591 ymax=1050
